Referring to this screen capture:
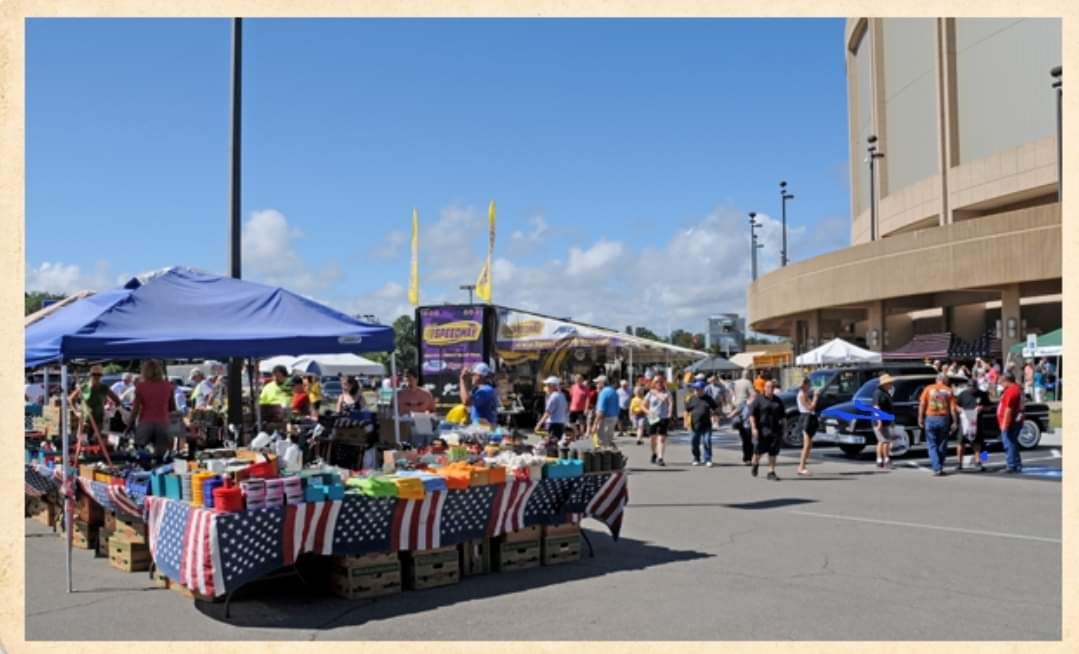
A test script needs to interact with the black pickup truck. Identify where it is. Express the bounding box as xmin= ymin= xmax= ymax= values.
xmin=777 ymin=362 xmax=935 ymax=447
xmin=817 ymin=374 xmax=1051 ymax=458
